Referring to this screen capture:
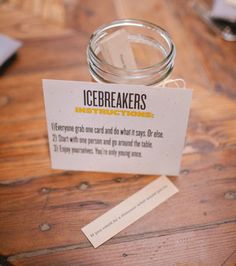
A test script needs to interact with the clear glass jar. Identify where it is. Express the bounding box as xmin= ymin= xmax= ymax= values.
xmin=87 ymin=19 xmax=175 ymax=86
